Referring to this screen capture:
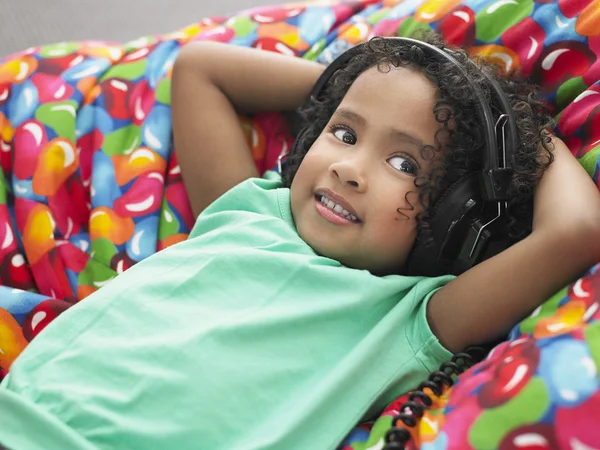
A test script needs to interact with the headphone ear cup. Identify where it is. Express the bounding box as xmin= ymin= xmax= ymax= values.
xmin=406 ymin=173 xmax=483 ymax=277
